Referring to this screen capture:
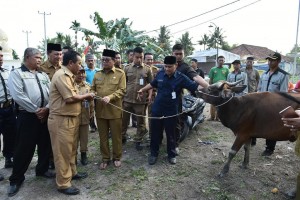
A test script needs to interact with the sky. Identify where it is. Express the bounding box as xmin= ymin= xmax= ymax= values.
xmin=0 ymin=0 xmax=299 ymax=58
